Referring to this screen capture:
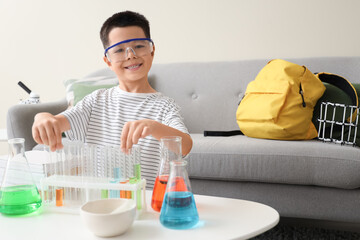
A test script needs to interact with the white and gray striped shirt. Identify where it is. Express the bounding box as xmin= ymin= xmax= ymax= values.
xmin=62 ymin=86 xmax=189 ymax=188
